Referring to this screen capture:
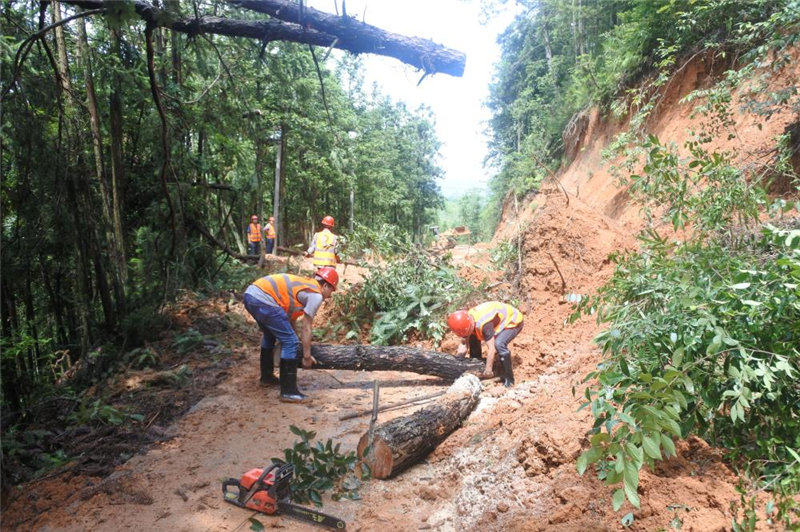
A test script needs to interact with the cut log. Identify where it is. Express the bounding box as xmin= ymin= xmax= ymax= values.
xmin=310 ymin=344 xmax=485 ymax=382
xmin=357 ymin=374 xmax=481 ymax=479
